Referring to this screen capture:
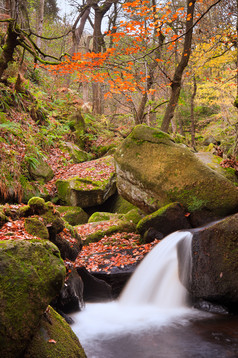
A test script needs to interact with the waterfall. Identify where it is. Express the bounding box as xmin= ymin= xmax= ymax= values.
xmin=119 ymin=231 xmax=193 ymax=308
xmin=71 ymin=230 xmax=196 ymax=348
